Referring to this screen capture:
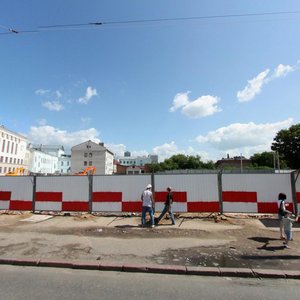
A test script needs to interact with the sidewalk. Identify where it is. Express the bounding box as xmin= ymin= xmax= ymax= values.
xmin=1 ymin=212 xmax=300 ymax=279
